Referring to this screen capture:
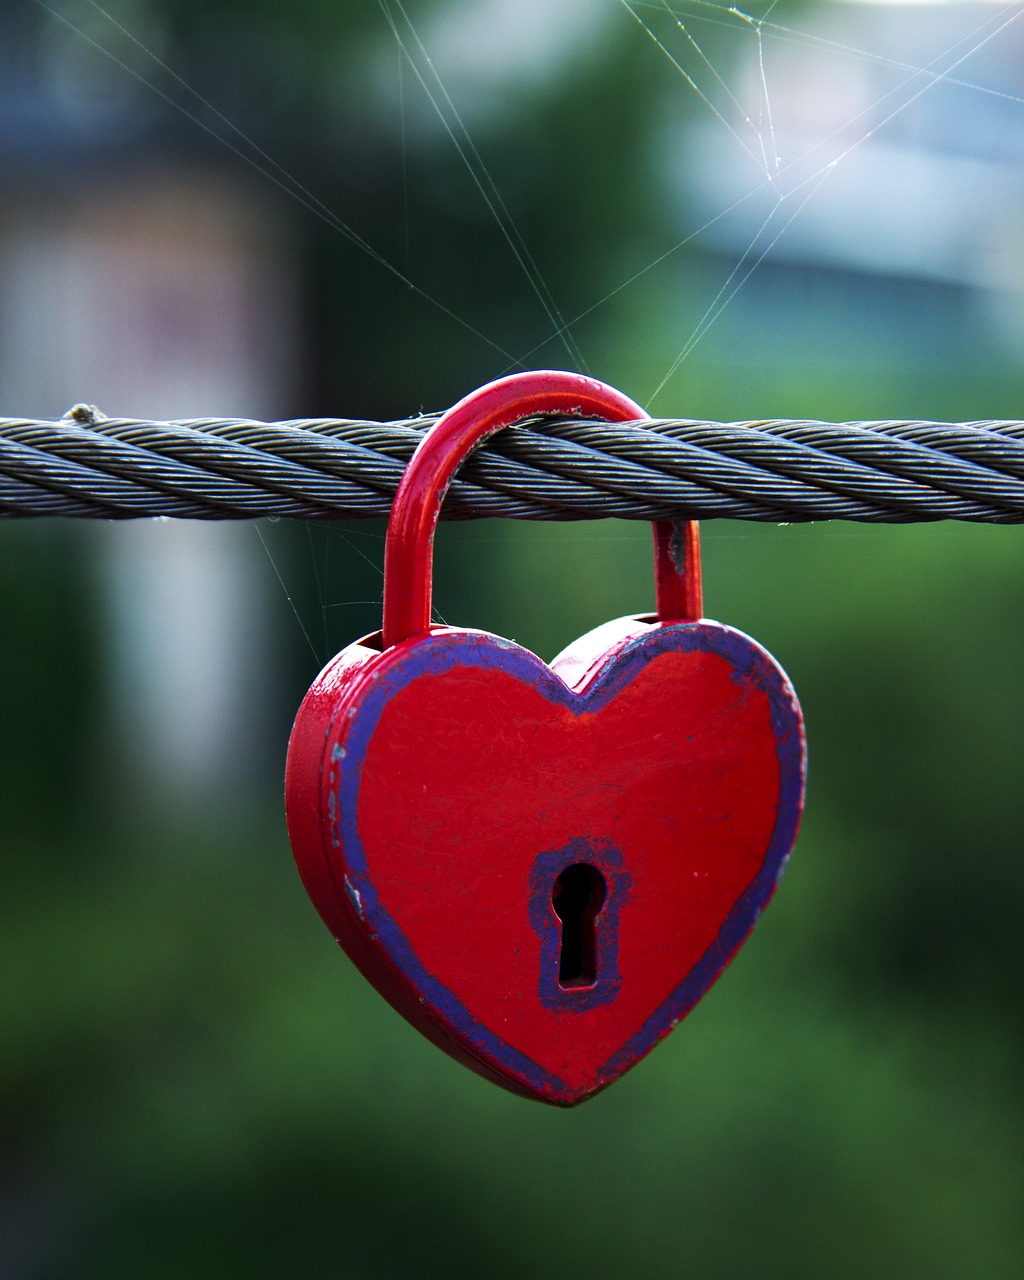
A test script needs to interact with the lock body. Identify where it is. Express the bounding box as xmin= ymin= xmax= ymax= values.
xmin=286 ymin=611 xmax=804 ymax=1106
xmin=286 ymin=369 xmax=805 ymax=1105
